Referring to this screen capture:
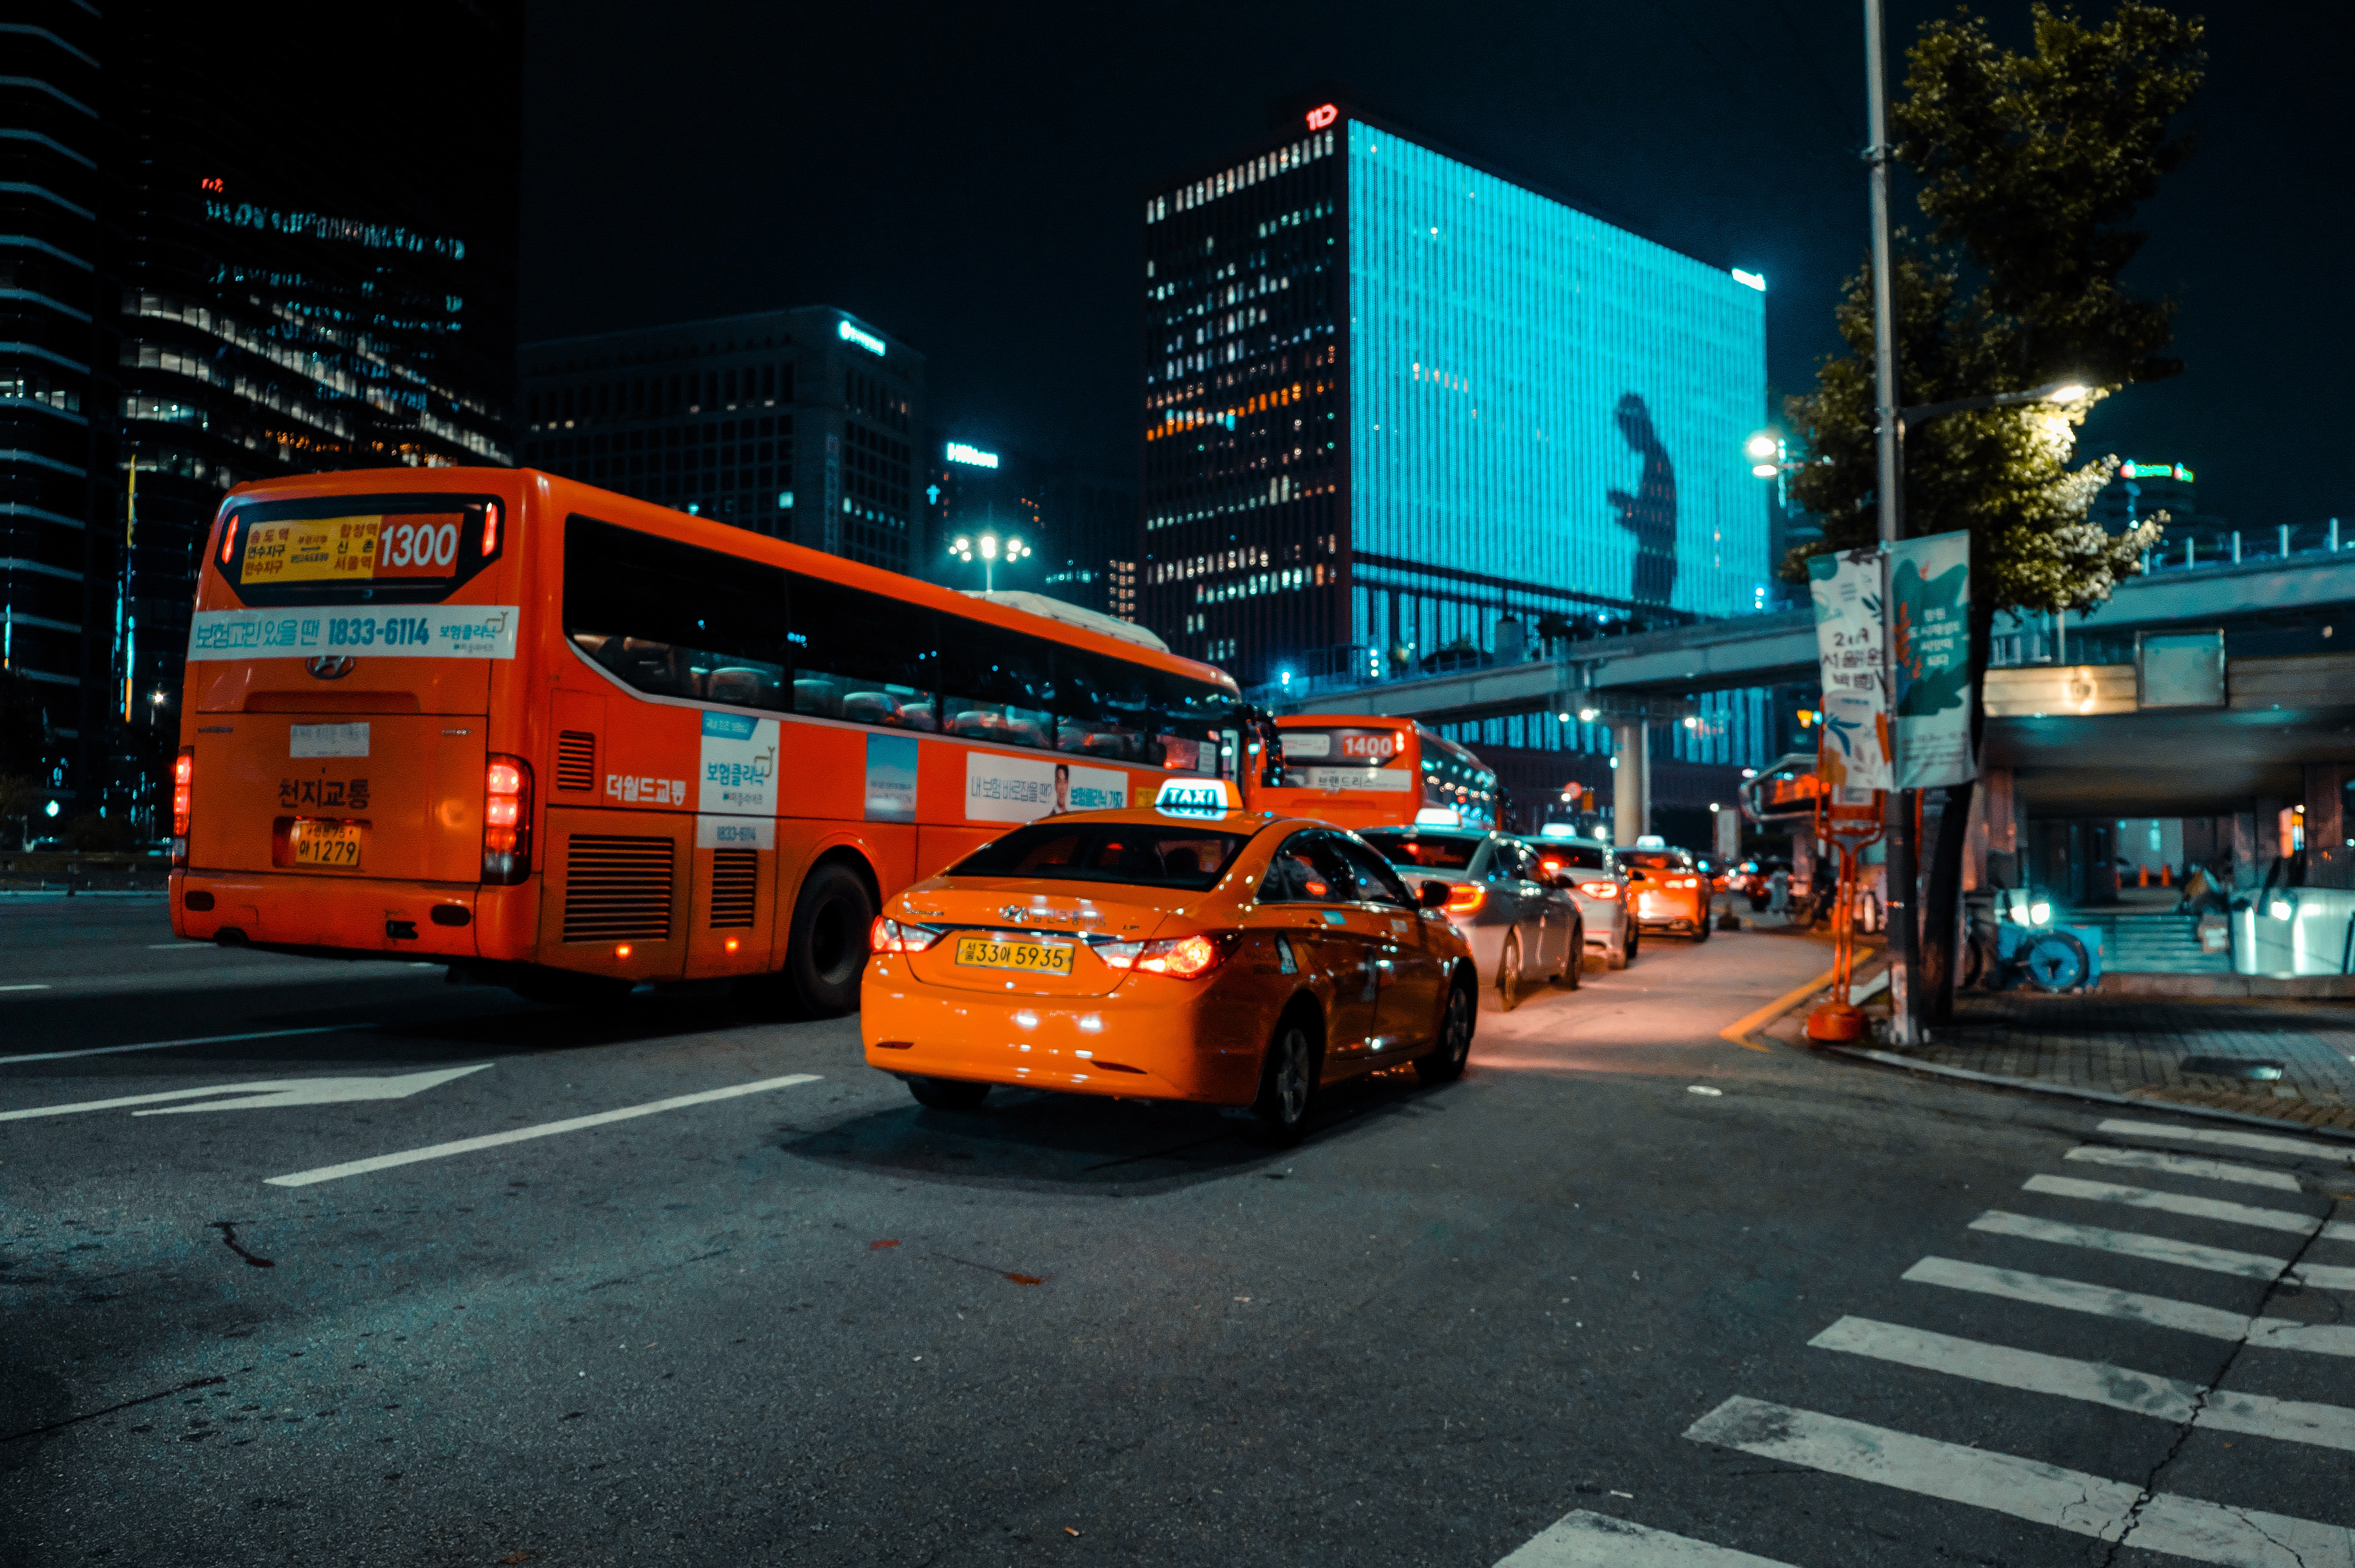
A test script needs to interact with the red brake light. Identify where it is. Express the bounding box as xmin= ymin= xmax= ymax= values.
xmin=480 ymin=500 xmax=500 ymax=555
xmin=869 ymin=917 xmax=942 ymax=954
xmin=1578 ymin=881 xmax=1620 ymax=900
xmin=482 ymin=753 xmax=532 ymax=884
xmin=218 ymin=514 xmax=239 ymax=565
xmin=172 ymin=746 xmax=193 ymax=867
xmin=1103 ymin=933 xmax=1236 ymax=979
xmin=1442 ymin=883 xmax=1485 ymax=915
